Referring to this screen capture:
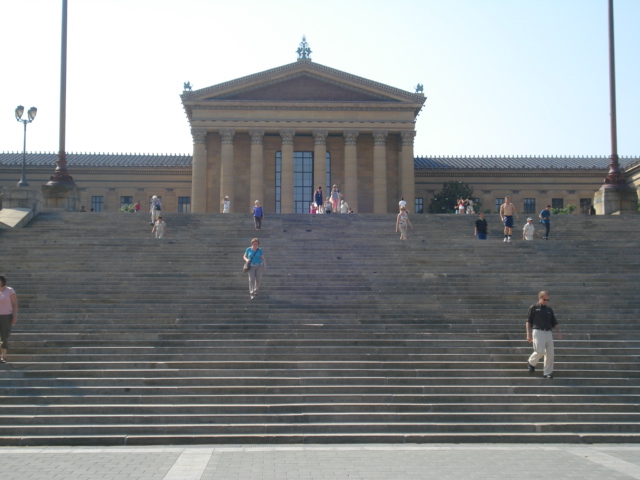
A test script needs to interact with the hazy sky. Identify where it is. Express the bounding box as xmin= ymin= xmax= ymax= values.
xmin=1 ymin=0 xmax=638 ymax=158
